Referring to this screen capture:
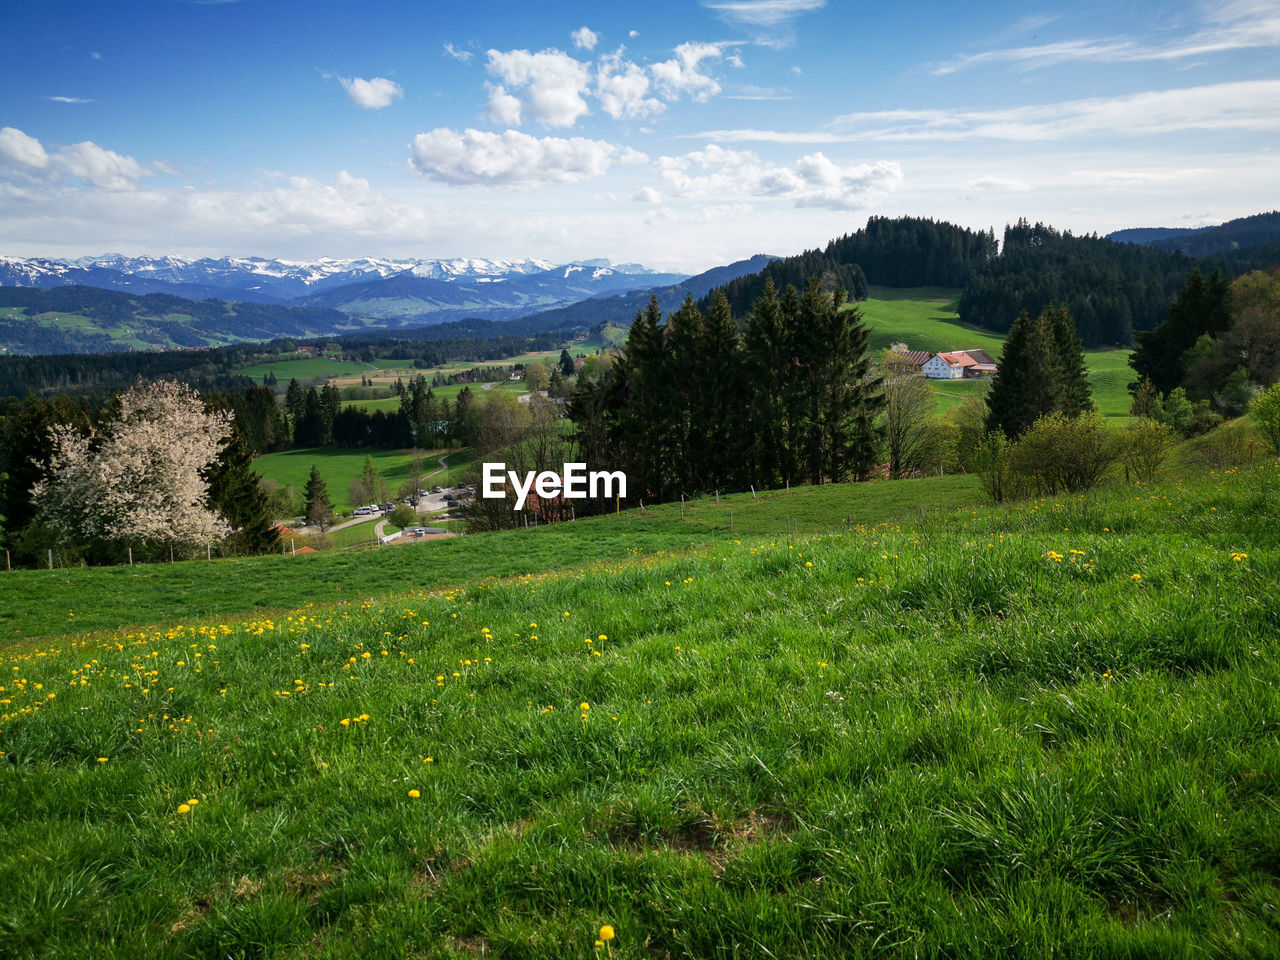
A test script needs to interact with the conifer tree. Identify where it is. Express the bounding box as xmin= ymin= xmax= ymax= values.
xmin=742 ymin=277 xmax=789 ymax=489
xmin=303 ymin=464 xmax=333 ymax=531
xmin=1043 ymin=304 xmax=1093 ymax=417
xmin=986 ymin=310 xmax=1064 ymax=439
xmin=208 ymin=429 xmax=279 ymax=555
